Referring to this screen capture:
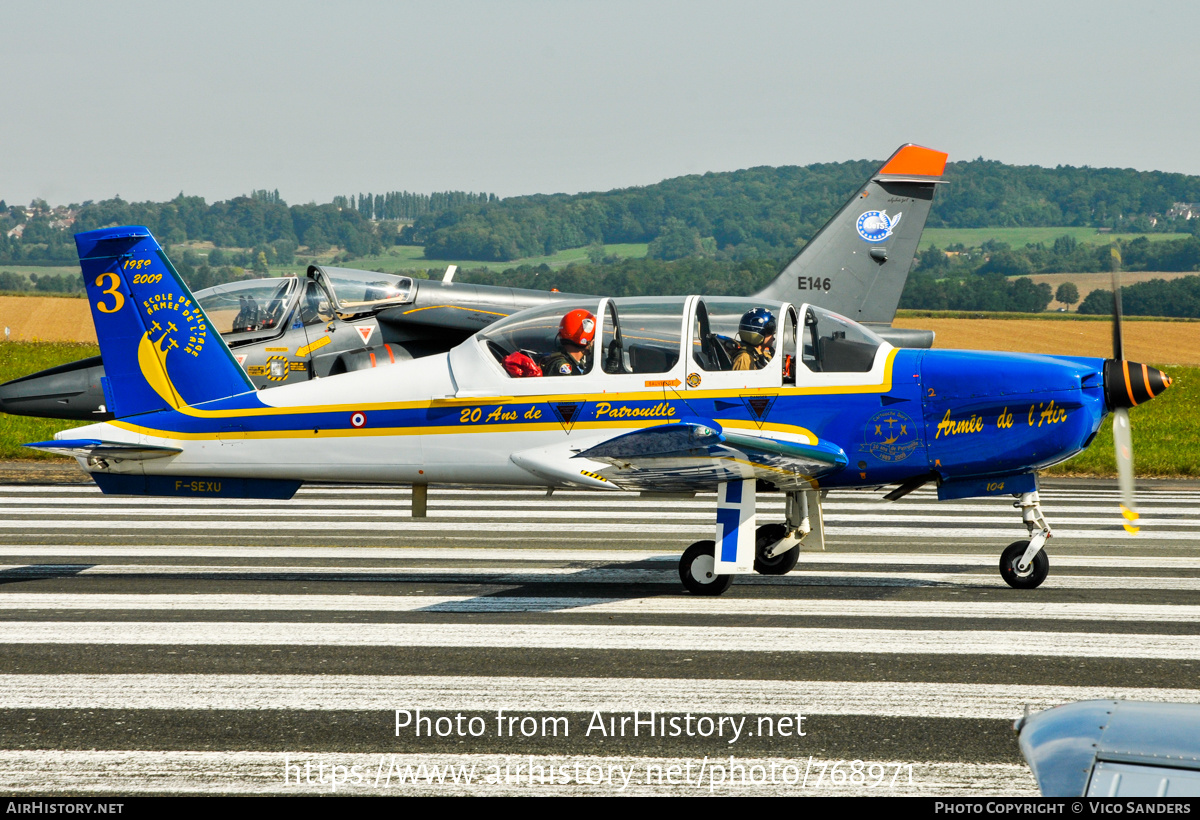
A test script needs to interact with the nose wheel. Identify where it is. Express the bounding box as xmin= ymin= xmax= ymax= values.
xmin=999 ymin=491 xmax=1052 ymax=589
xmin=1000 ymin=539 xmax=1050 ymax=589
xmin=679 ymin=540 xmax=733 ymax=596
